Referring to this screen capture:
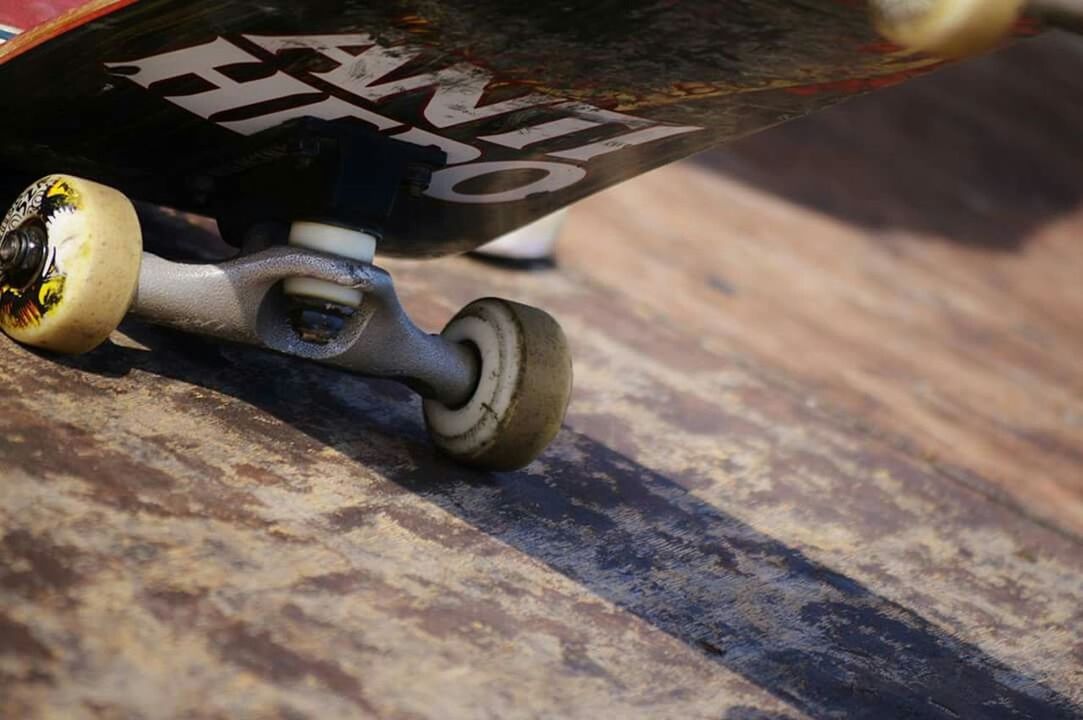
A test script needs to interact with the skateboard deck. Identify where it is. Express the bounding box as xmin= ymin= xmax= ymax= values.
xmin=0 ymin=1 xmax=974 ymax=256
